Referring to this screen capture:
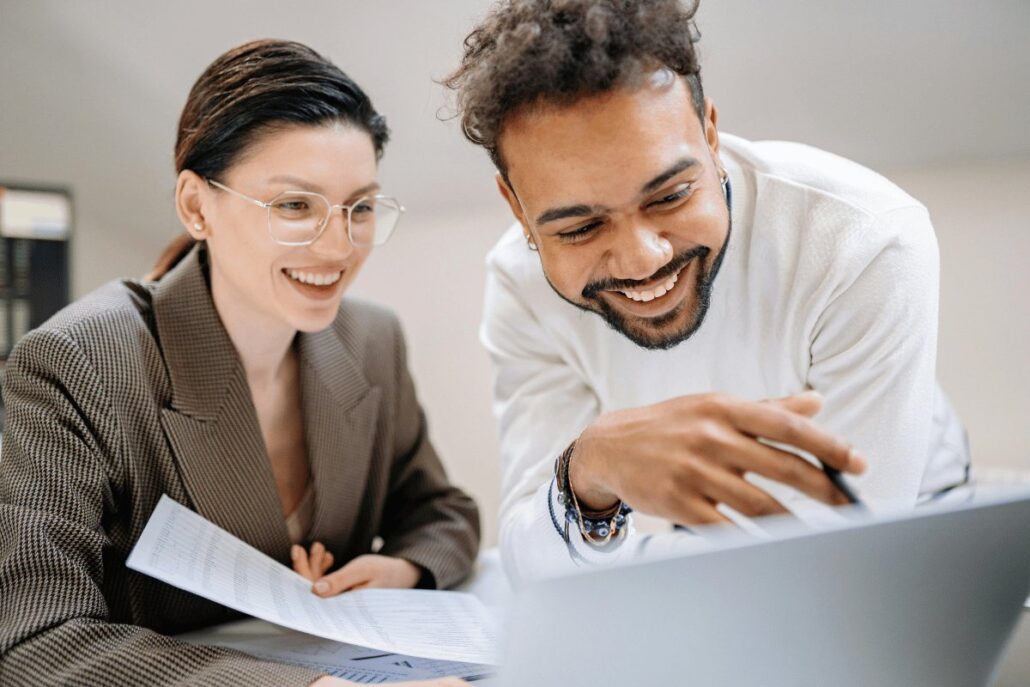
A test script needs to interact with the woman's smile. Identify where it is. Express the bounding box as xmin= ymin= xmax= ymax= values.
xmin=281 ymin=266 xmax=347 ymax=301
